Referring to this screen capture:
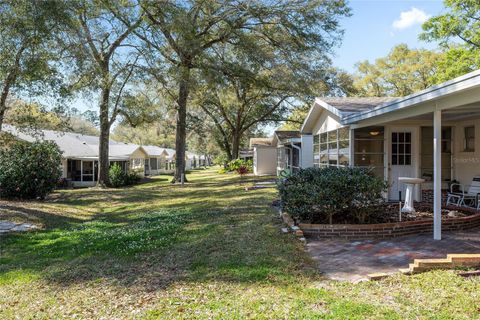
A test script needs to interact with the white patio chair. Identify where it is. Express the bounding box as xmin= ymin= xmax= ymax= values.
xmin=446 ymin=176 xmax=480 ymax=208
